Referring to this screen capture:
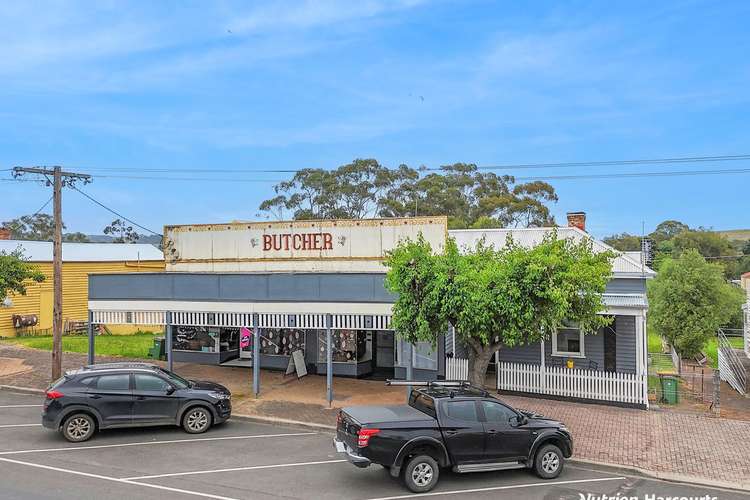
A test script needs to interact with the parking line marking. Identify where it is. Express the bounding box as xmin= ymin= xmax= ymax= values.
xmin=0 ymin=456 xmax=240 ymax=500
xmin=365 ymin=476 xmax=627 ymax=500
xmin=122 ymin=459 xmax=347 ymax=480
xmin=0 ymin=431 xmax=317 ymax=456
xmin=0 ymin=424 xmax=41 ymax=428
xmin=0 ymin=404 xmax=42 ymax=408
